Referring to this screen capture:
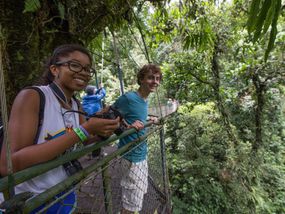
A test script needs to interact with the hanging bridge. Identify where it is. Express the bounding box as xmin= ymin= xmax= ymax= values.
xmin=0 ymin=104 xmax=177 ymax=214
